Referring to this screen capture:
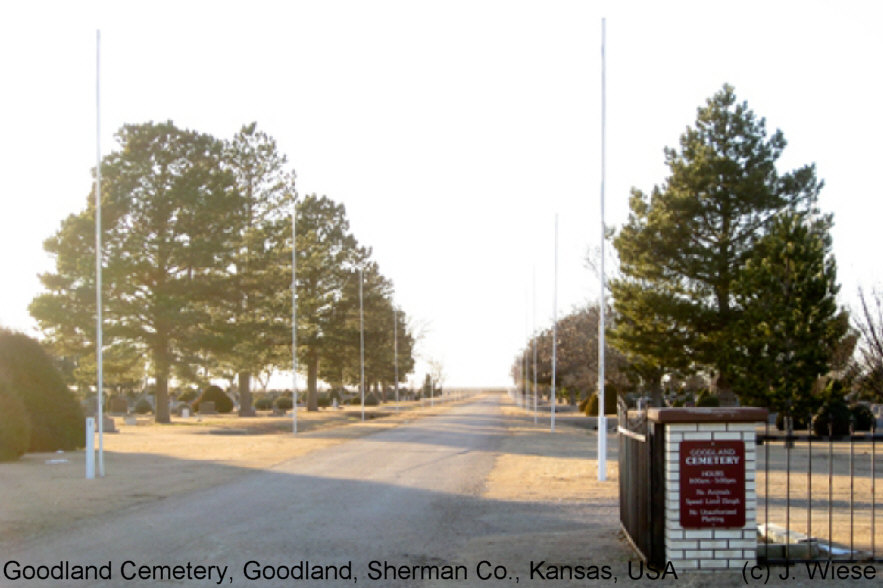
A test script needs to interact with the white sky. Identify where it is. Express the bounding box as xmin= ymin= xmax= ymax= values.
xmin=1 ymin=1 xmax=881 ymax=388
